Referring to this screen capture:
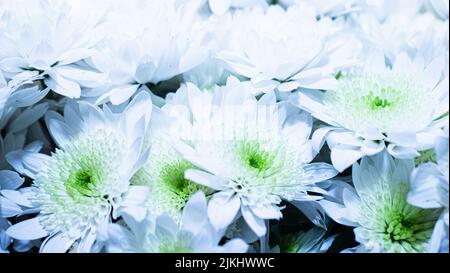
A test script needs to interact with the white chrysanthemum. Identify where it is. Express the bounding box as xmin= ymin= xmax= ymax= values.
xmin=164 ymin=77 xmax=338 ymax=237
xmin=87 ymin=0 xmax=209 ymax=105
xmin=353 ymin=6 xmax=449 ymax=64
xmin=321 ymin=152 xmax=443 ymax=253
xmin=4 ymin=92 xmax=152 ymax=253
xmin=129 ymin=132 xmax=212 ymax=220
xmin=297 ymin=51 xmax=449 ymax=172
xmin=408 ymin=125 xmax=449 ymax=252
xmin=0 ymin=0 xmax=108 ymax=98
xmin=216 ymin=4 xmax=356 ymax=93
xmin=107 ymin=191 xmax=248 ymax=253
